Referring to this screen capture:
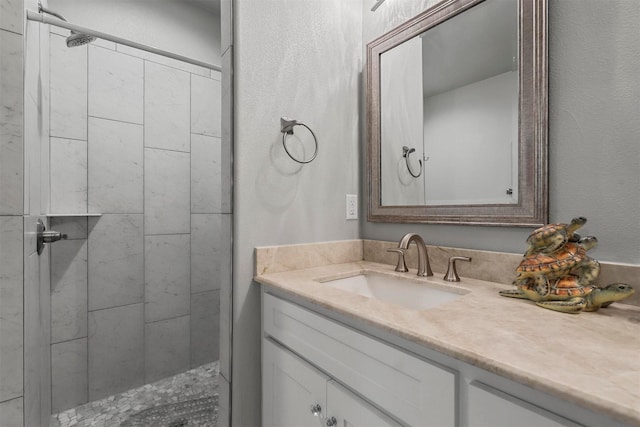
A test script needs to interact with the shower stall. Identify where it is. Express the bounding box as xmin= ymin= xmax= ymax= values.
xmin=16 ymin=2 xmax=230 ymax=425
